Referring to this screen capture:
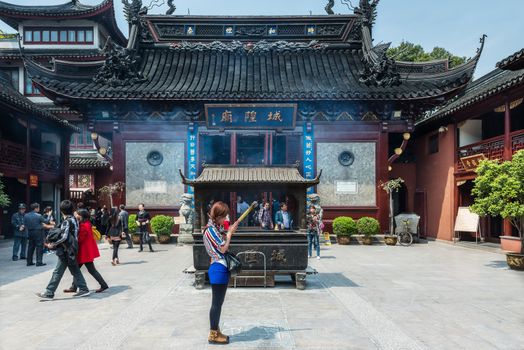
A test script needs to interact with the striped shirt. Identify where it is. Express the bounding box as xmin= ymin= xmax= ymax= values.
xmin=203 ymin=224 xmax=227 ymax=267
